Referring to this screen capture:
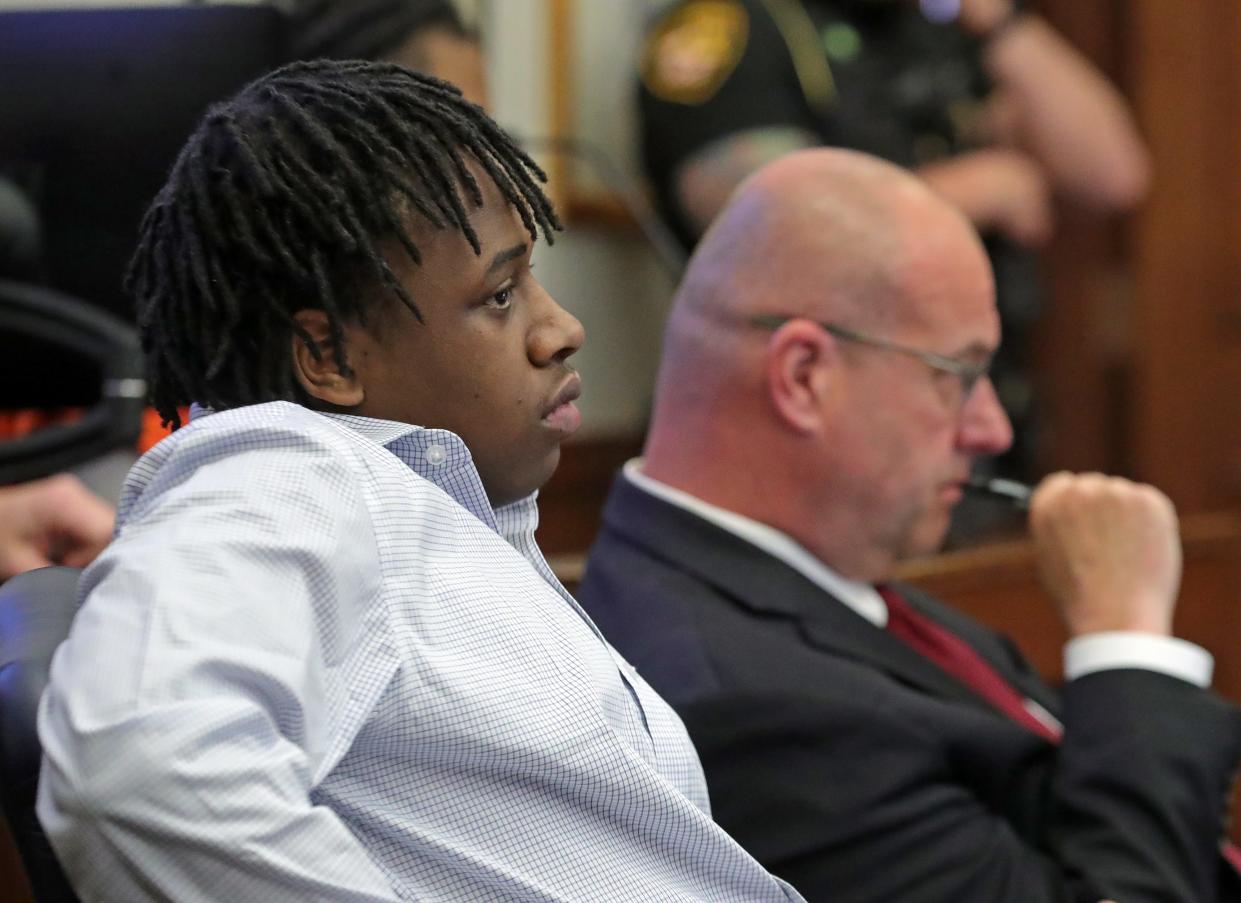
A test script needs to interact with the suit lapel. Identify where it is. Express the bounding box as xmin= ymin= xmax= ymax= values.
xmin=598 ymin=477 xmax=1016 ymax=716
